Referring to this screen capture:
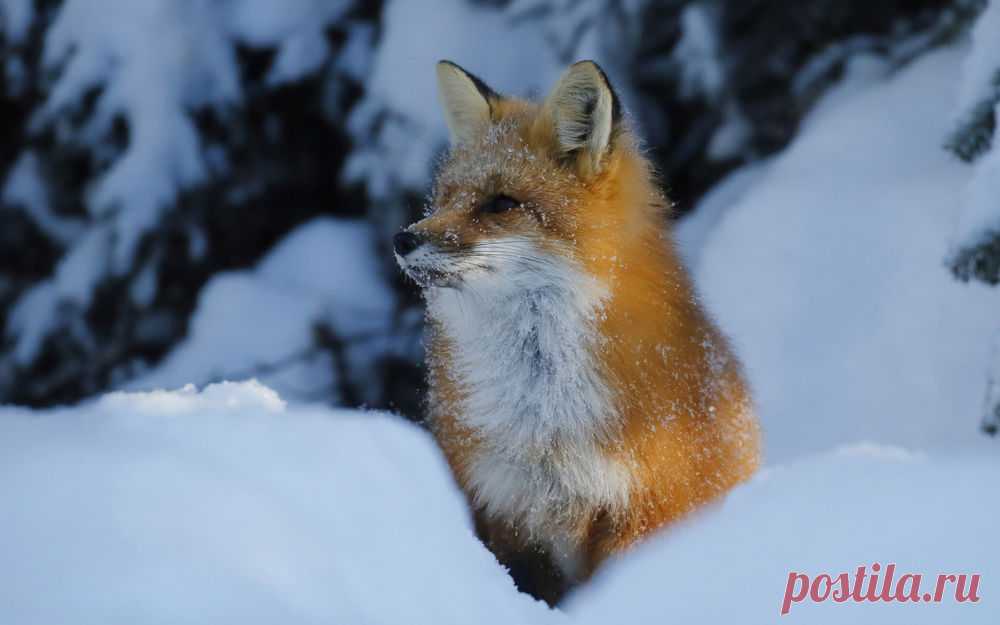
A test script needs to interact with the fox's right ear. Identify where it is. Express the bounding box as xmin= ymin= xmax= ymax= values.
xmin=436 ymin=60 xmax=498 ymax=146
xmin=542 ymin=60 xmax=621 ymax=178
